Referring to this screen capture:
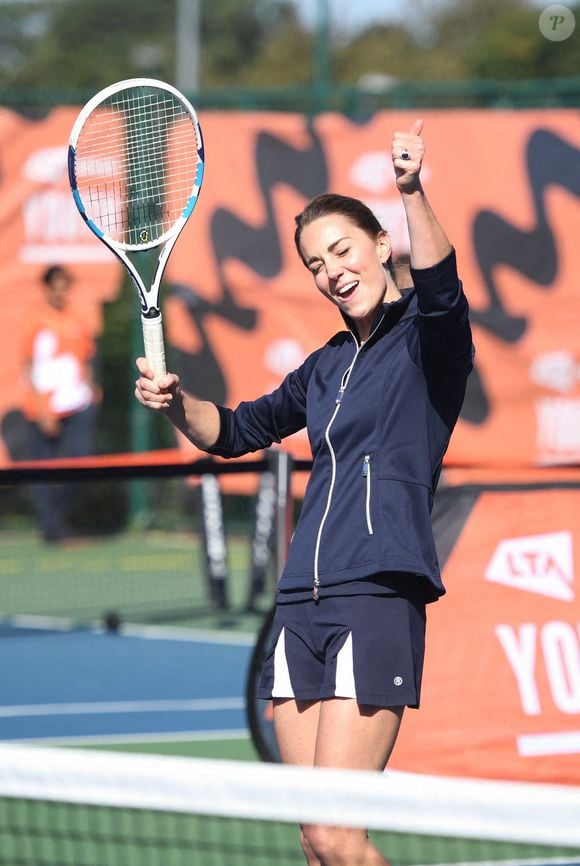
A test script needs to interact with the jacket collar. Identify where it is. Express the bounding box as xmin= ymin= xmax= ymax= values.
xmin=340 ymin=288 xmax=416 ymax=347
